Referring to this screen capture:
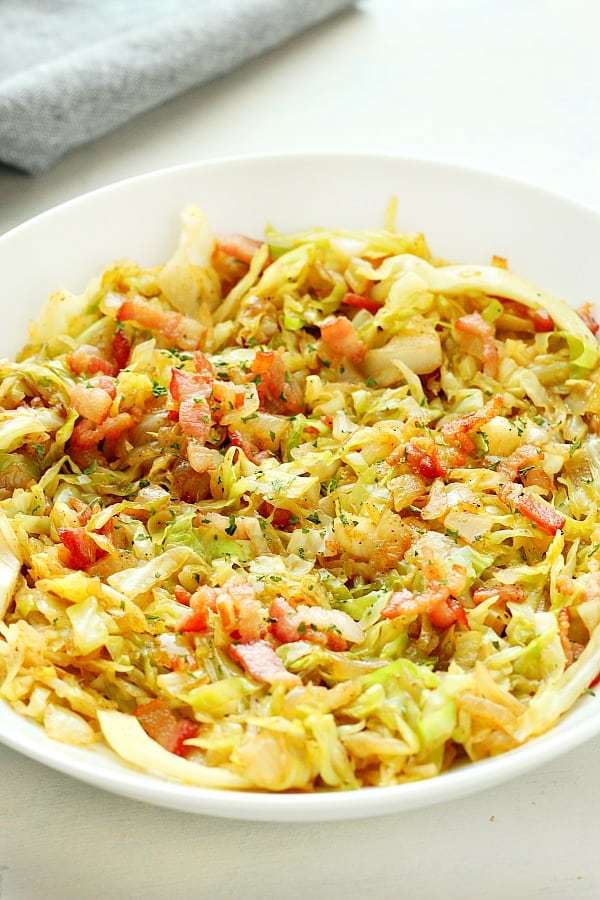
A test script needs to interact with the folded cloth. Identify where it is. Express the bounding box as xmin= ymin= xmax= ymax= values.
xmin=0 ymin=0 xmax=355 ymax=173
